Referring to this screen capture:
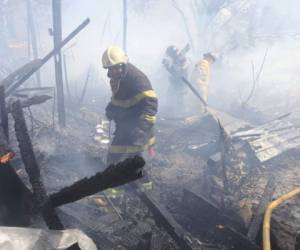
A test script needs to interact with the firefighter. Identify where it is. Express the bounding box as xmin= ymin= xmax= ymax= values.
xmin=162 ymin=44 xmax=191 ymax=115
xmin=102 ymin=46 xmax=158 ymax=165
xmin=191 ymin=52 xmax=217 ymax=109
